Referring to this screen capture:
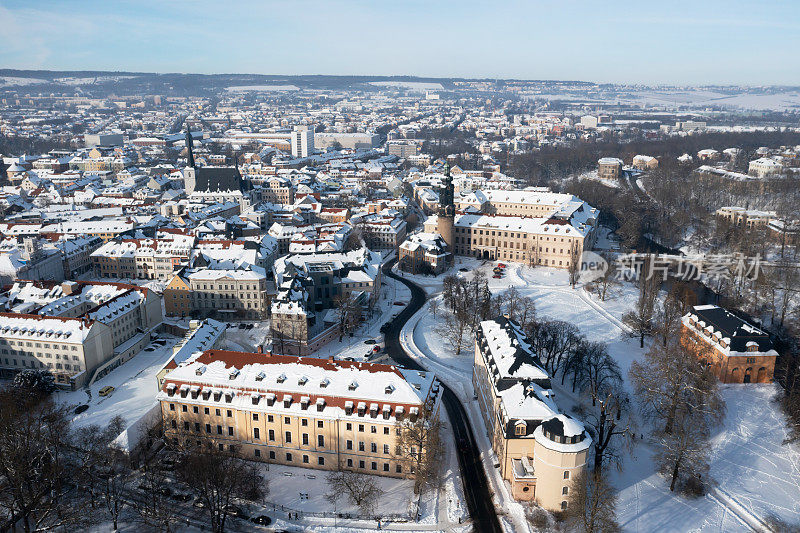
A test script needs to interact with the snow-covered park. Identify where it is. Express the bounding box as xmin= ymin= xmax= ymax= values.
xmin=398 ymin=257 xmax=800 ymax=532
